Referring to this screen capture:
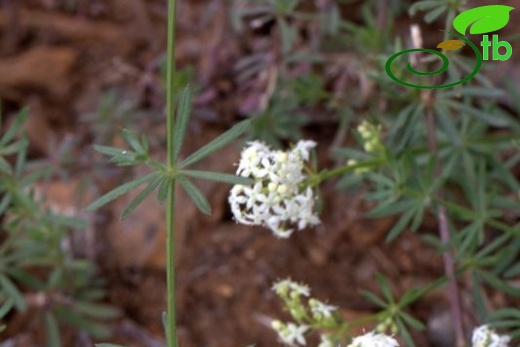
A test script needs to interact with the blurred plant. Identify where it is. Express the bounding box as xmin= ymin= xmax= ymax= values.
xmin=0 ymin=108 xmax=118 ymax=346
xmin=80 ymin=89 xmax=143 ymax=146
xmin=229 ymin=0 xmax=520 ymax=346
